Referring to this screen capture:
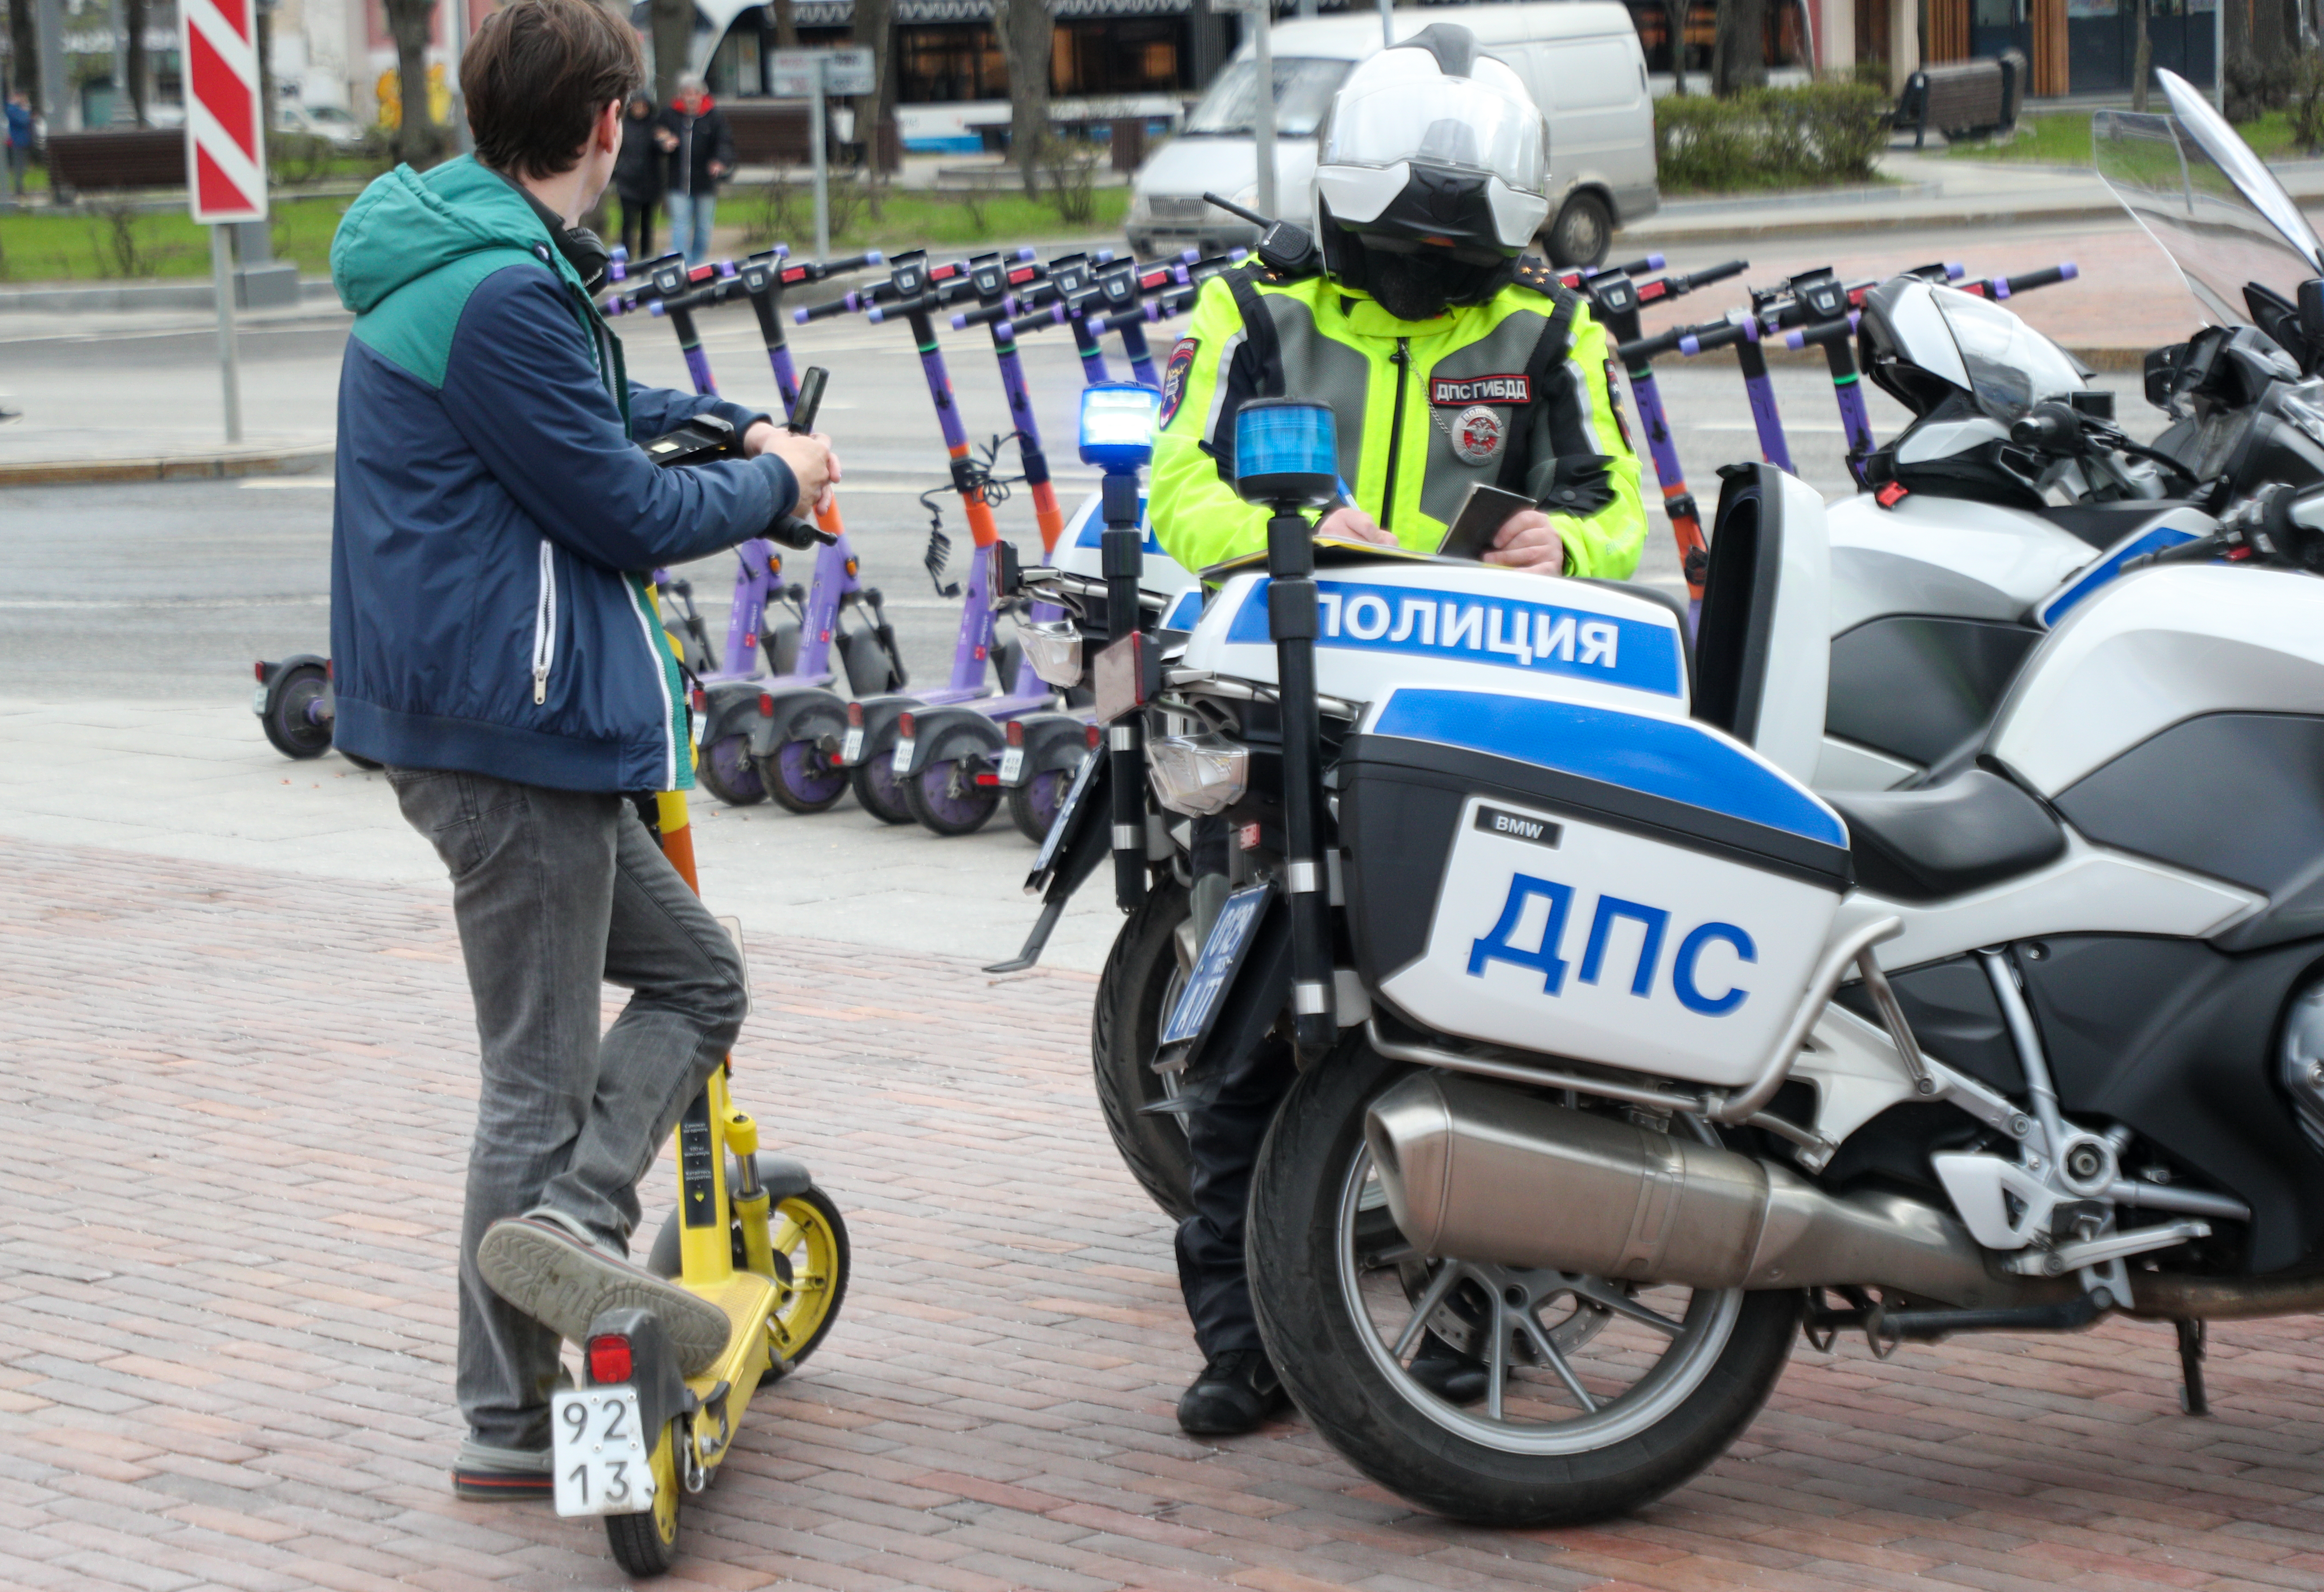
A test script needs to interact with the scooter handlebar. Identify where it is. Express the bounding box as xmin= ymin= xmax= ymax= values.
xmin=1987 ymin=262 xmax=2079 ymax=300
xmin=1638 ymin=258 xmax=1748 ymax=303
xmin=792 ymin=293 xmax=856 ymax=324
xmin=1783 ymin=312 xmax=1860 ymax=351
